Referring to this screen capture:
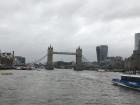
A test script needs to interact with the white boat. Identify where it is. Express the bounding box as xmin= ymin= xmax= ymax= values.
xmin=97 ymin=69 xmax=105 ymax=72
